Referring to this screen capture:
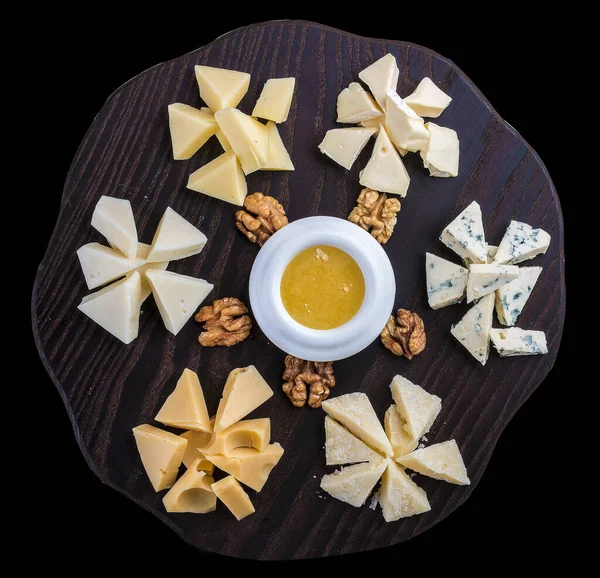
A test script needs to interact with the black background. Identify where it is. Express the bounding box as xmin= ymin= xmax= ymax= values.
xmin=29 ymin=11 xmax=572 ymax=571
